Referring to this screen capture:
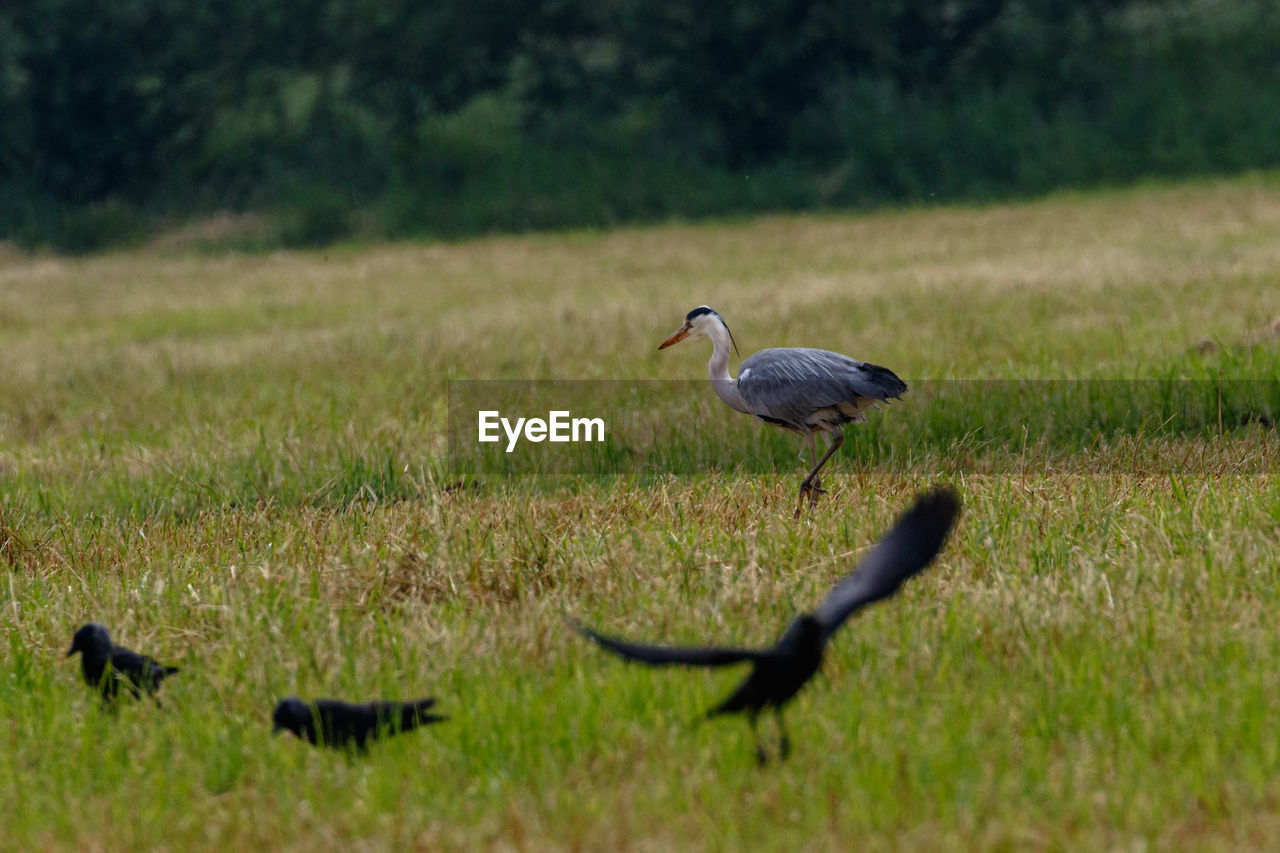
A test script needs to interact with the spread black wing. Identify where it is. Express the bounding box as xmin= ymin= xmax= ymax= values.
xmin=569 ymin=618 xmax=765 ymax=667
xmin=809 ymin=487 xmax=960 ymax=638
